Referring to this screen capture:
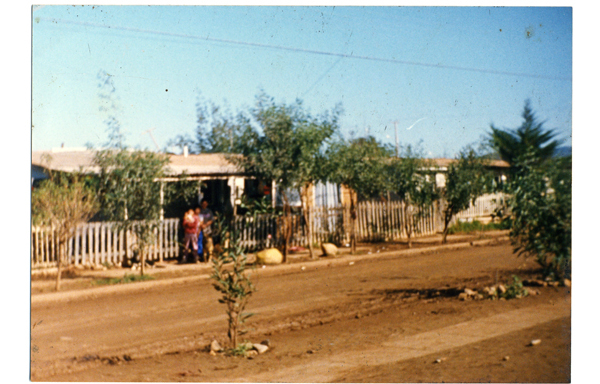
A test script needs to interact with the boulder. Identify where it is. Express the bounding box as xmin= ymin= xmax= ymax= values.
xmin=253 ymin=343 xmax=269 ymax=354
xmin=321 ymin=243 xmax=338 ymax=257
xmin=210 ymin=340 xmax=223 ymax=353
xmin=256 ymin=248 xmax=283 ymax=265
